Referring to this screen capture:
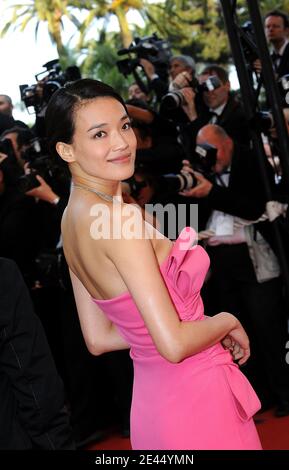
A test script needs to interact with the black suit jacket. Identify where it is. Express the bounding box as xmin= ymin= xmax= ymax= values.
xmin=0 ymin=188 xmax=39 ymax=283
xmin=216 ymin=96 xmax=250 ymax=146
xmin=273 ymin=42 xmax=289 ymax=79
xmin=185 ymin=95 xmax=251 ymax=159
xmin=0 ymin=258 xmax=74 ymax=449
xmin=198 ymin=144 xmax=274 ymax=231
